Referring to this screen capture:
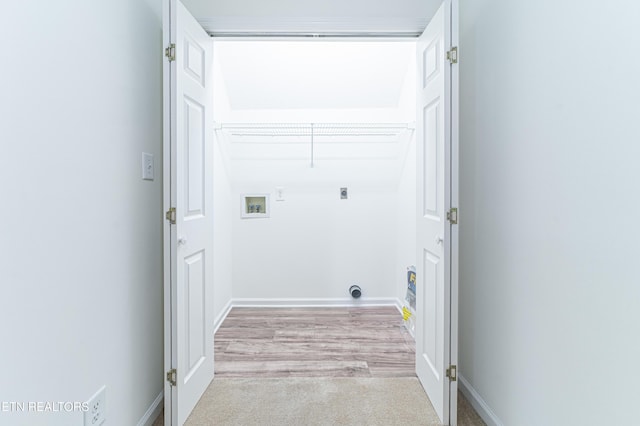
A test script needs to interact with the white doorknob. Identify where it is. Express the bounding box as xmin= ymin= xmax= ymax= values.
xmin=178 ymin=237 xmax=187 ymax=246
xmin=436 ymin=236 xmax=443 ymax=245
